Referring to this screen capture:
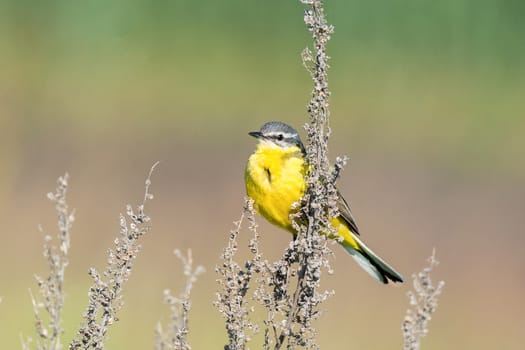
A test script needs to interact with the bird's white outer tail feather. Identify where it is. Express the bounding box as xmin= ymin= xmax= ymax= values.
xmin=343 ymin=245 xmax=386 ymax=283
xmin=342 ymin=234 xmax=404 ymax=284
